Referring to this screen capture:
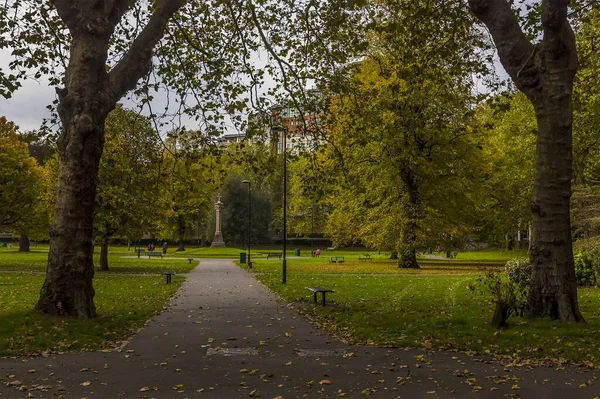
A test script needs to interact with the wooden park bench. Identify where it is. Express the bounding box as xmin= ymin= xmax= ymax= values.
xmin=328 ymin=256 xmax=345 ymax=264
xmin=358 ymin=253 xmax=372 ymax=261
xmin=162 ymin=271 xmax=175 ymax=284
xmin=267 ymin=252 xmax=282 ymax=260
xmin=135 ymin=249 xmax=145 ymax=257
xmin=147 ymin=251 xmax=163 ymax=258
xmin=306 ymin=286 xmax=335 ymax=306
